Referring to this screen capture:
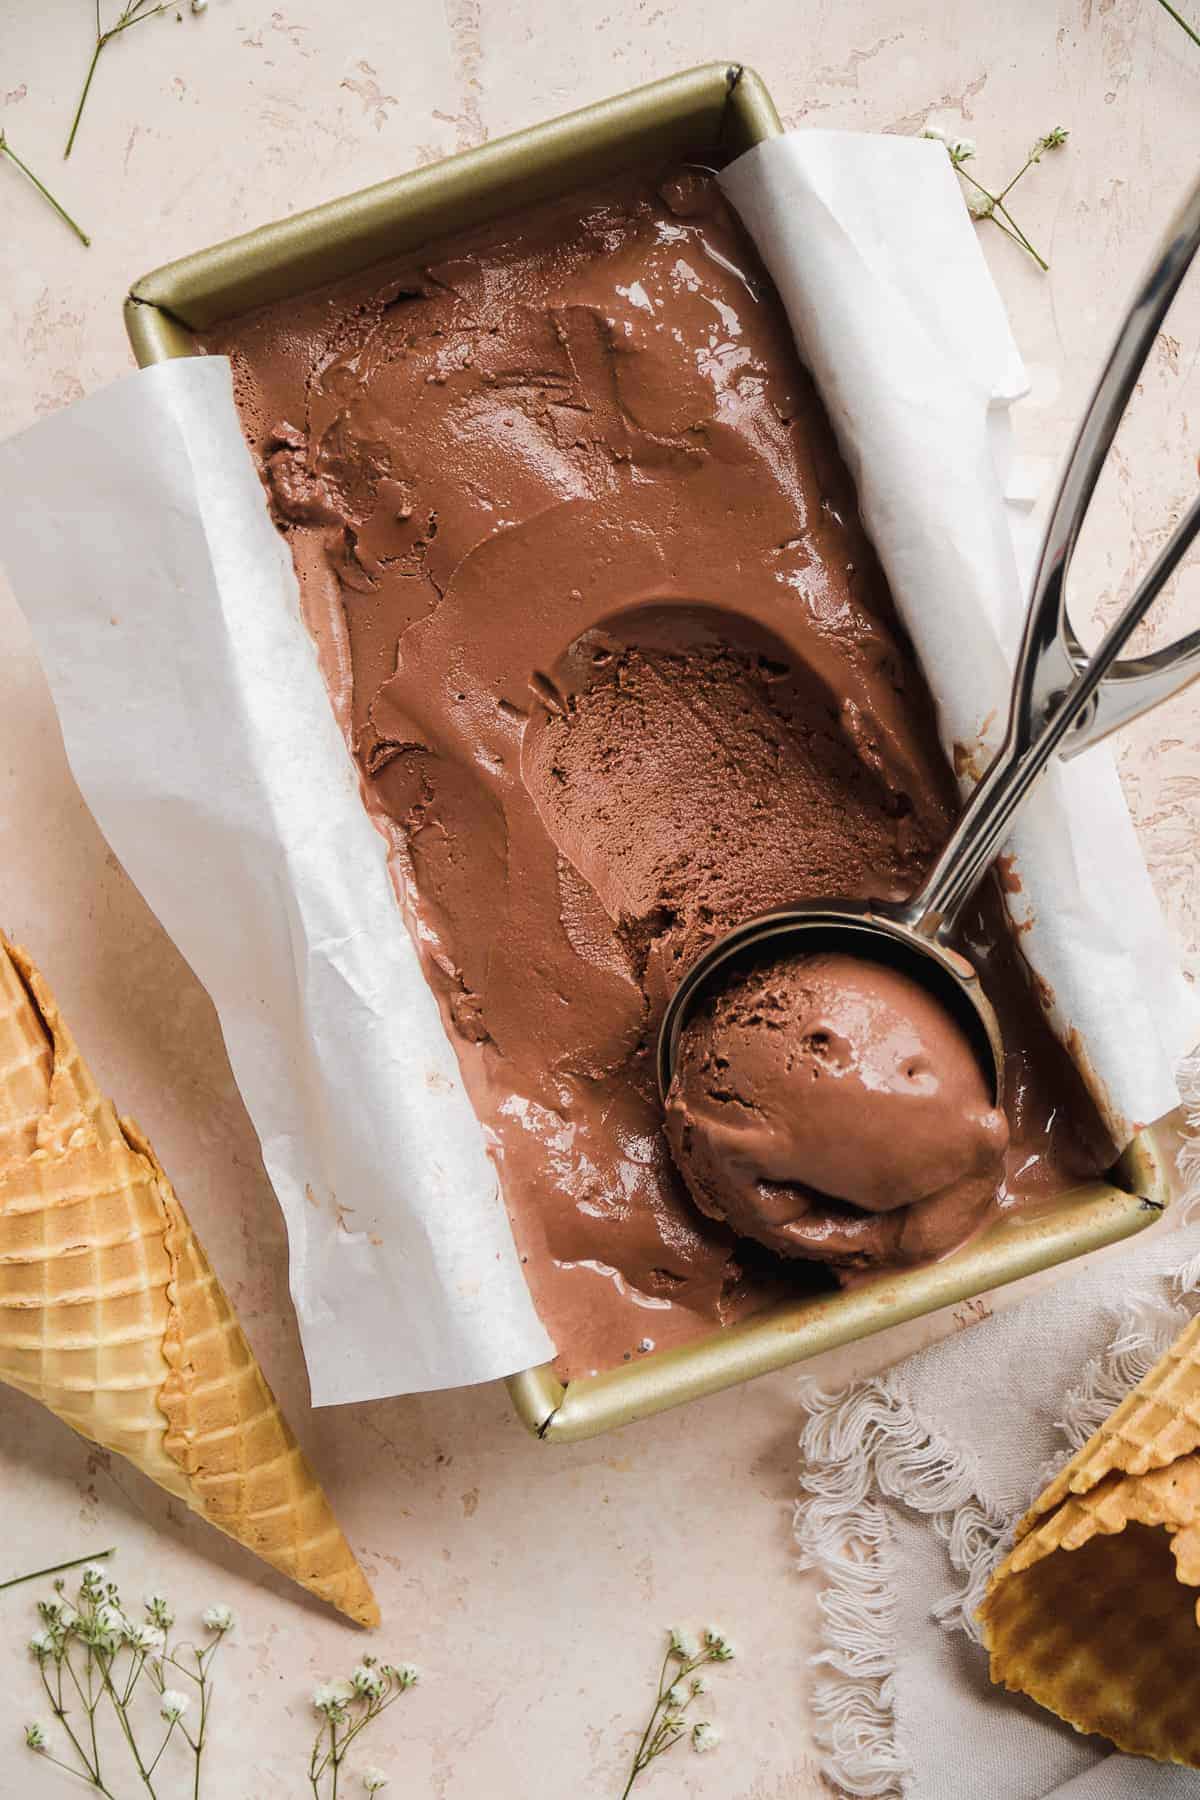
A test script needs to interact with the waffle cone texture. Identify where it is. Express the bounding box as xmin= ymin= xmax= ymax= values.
xmin=0 ymin=933 xmax=378 ymax=1628
xmin=979 ymin=1312 xmax=1200 ymax=1765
